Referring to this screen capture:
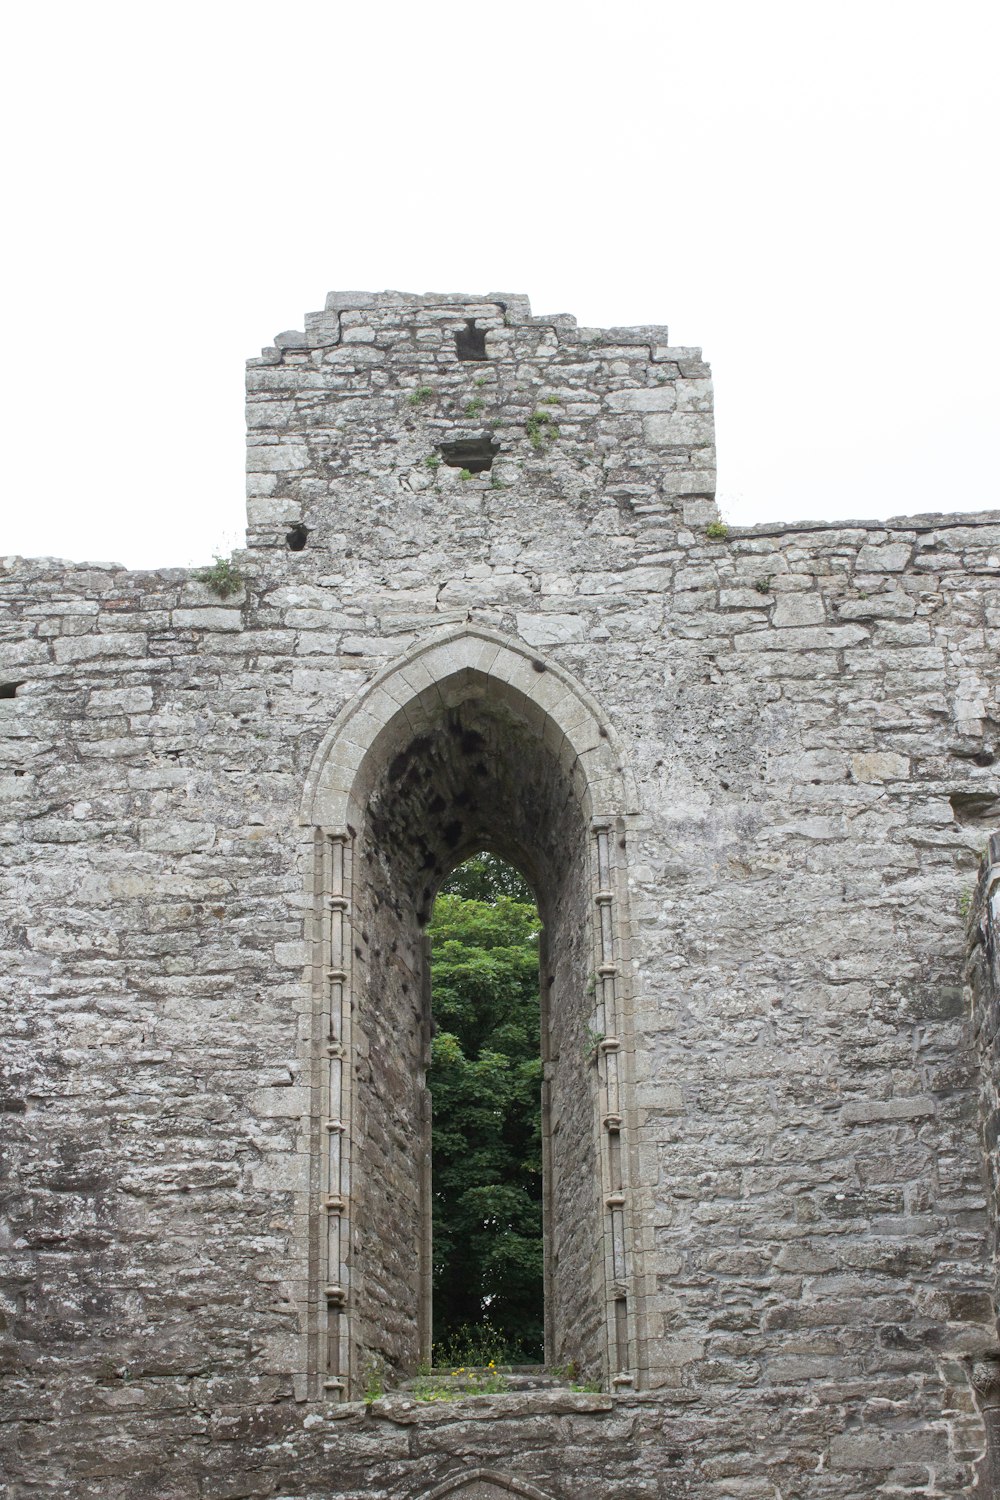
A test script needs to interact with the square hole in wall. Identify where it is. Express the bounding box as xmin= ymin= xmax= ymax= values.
xmin=438 ymin=436 xmax=499 ymax=474
xmin=454 ymin=320 xmax=488 ymax=361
